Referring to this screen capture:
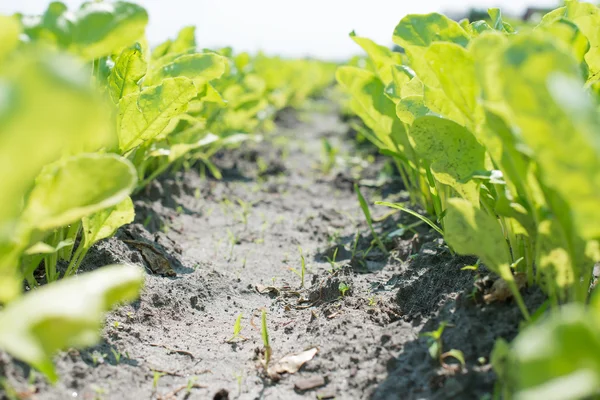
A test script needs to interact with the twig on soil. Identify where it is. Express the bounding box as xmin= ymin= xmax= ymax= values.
xmin=157 ymin=383 xmax=208 ymax=400
xmin=149 ymin=343 xmax=196 ymax=360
